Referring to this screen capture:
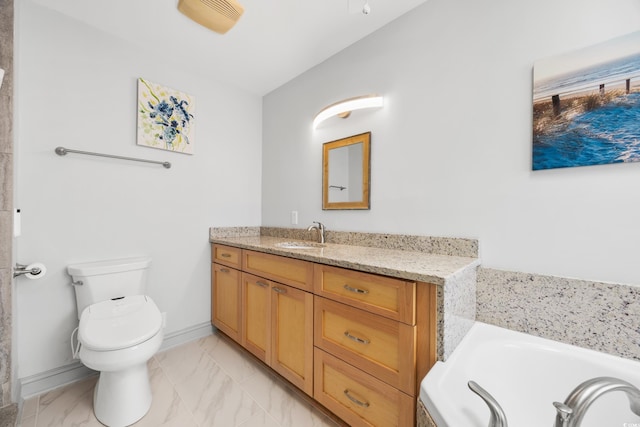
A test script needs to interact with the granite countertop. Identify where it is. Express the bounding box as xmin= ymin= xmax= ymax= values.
xmin=210 ymin=235 xmax=479 ymax=286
